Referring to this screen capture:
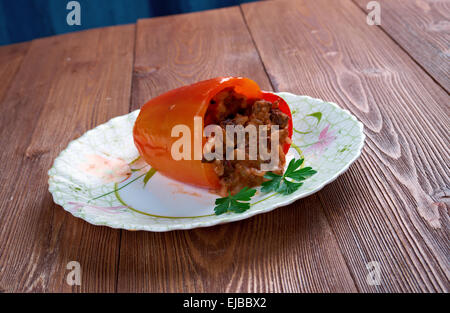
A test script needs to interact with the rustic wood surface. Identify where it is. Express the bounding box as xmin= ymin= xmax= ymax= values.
xmin=354 ymin=0 xmax=450 ymax=92
xmin=242 ymin=0 xmax=449 ymax=292
xmin=0 ymin=26 xmax=135 ymax=292
xmin=0 ymin=0 xmax=448 ymax=292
